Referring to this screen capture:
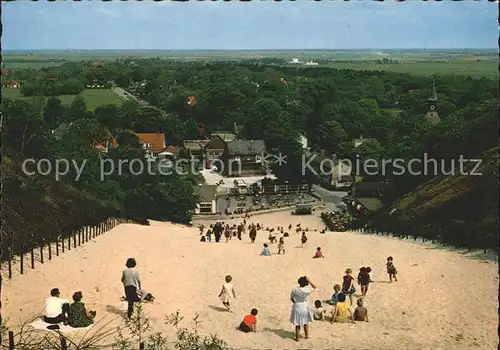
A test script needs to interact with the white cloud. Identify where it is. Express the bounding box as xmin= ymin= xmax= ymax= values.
xmin=95 ymin=7 xmax=121 ymax=18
